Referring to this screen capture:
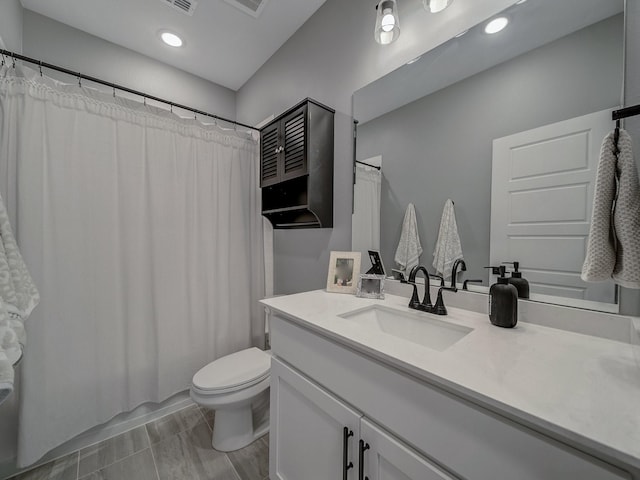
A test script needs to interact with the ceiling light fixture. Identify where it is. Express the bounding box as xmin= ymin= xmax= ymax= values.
xmin=423 ymin=0 xmax=453 ymax=13
xmin=484 ymin=17 xmax=509 ymax=34
xmin=160 ymin=31 xmax=184 ymax=47
xmin=375 ymin=0 xmax=400 ymax=45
